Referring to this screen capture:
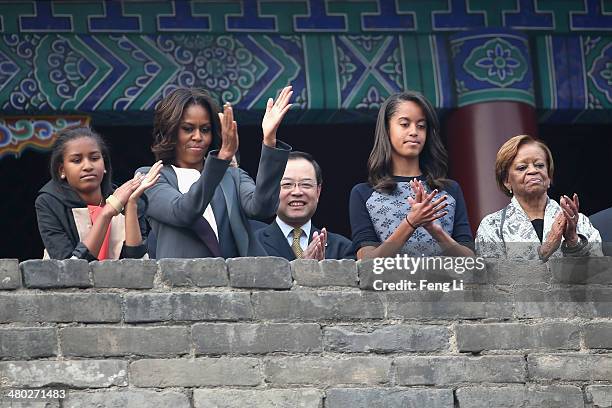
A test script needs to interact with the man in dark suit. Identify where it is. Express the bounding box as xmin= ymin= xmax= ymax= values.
xmin=256 ymin=151 xmax=354 ymax=260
